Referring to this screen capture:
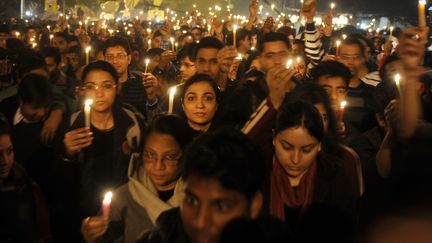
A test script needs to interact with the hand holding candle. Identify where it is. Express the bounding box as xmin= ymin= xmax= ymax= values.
xmin=102 ymin=191 xmax=112 ymax=218
xmin=84 ymin=99 xmax=93 ymax=129
xmin=338 ymin=101 xmax=347 ymax=123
